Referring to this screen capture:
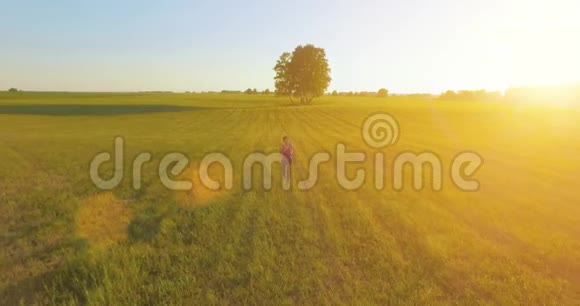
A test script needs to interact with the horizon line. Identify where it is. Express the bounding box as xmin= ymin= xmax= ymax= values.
xmin=4 ymin=81 xmax=580 ymax=96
